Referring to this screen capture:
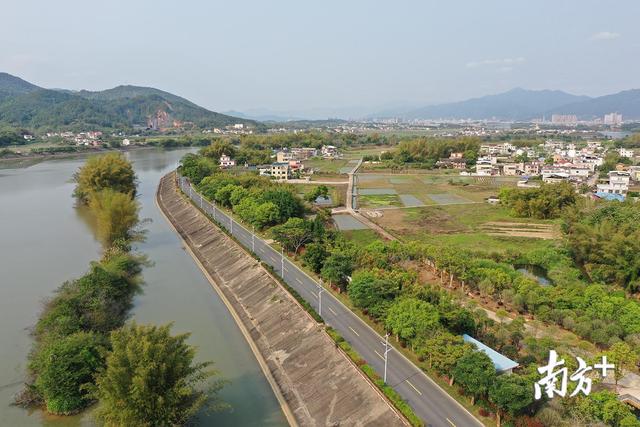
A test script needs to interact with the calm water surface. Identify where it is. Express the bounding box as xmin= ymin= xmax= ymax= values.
xmin=0 ymin=148 xmax=287 ymax=426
